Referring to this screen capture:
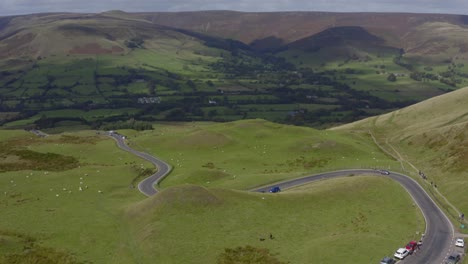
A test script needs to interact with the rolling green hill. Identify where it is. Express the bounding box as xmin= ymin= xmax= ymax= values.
xmin=127 ymin=119 xmax=400 ymax=189
xmin=334 ymin=86 xmax=468 ymax=223
xmin=126 ymin=179 xmax=422 ymax=264
xmin=0 ymin=120 xmax=422 ymax=263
